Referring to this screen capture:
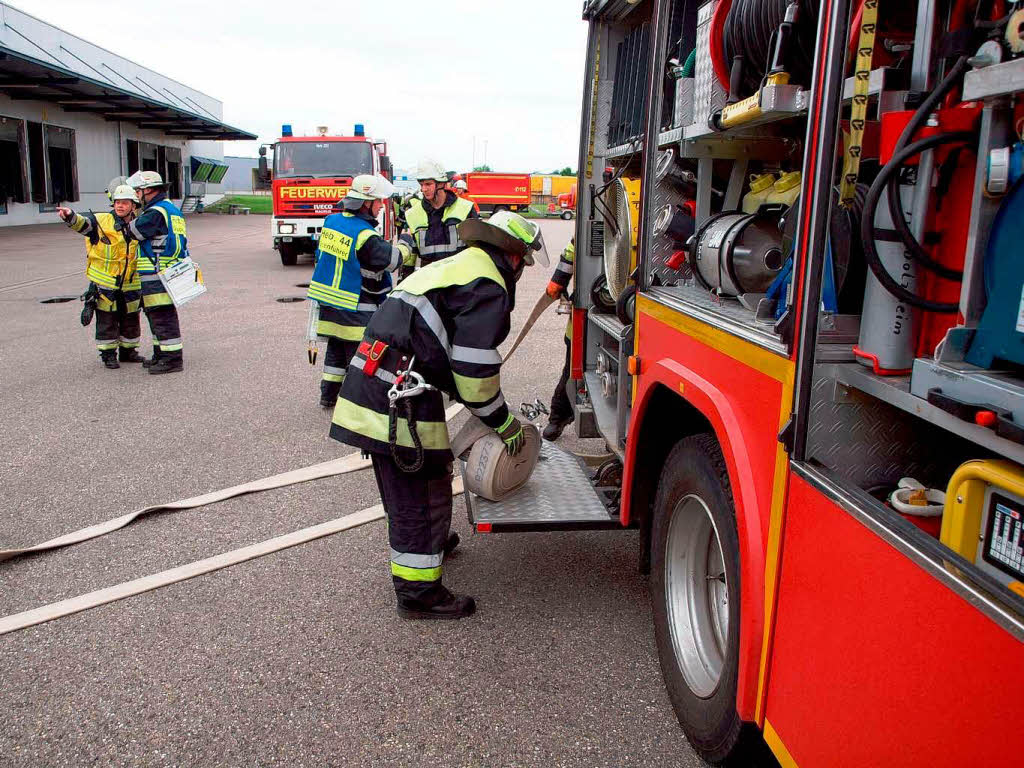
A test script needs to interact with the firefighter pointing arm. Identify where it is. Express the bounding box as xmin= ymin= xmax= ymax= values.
xmin=329 ymin=211 xmax=549 ymax=620
xmin=308 ymin=174 xmax=408 ymax=408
